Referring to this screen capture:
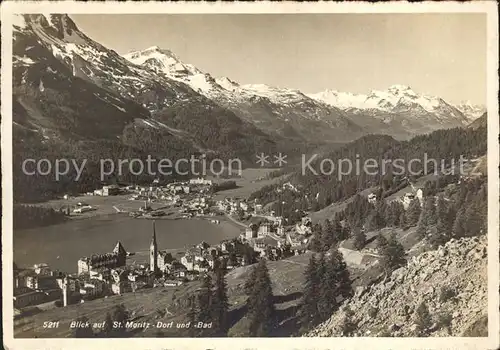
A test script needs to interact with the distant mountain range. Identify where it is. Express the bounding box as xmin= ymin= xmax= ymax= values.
xmin=12 ymin=14 xmax=485 ymax=158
